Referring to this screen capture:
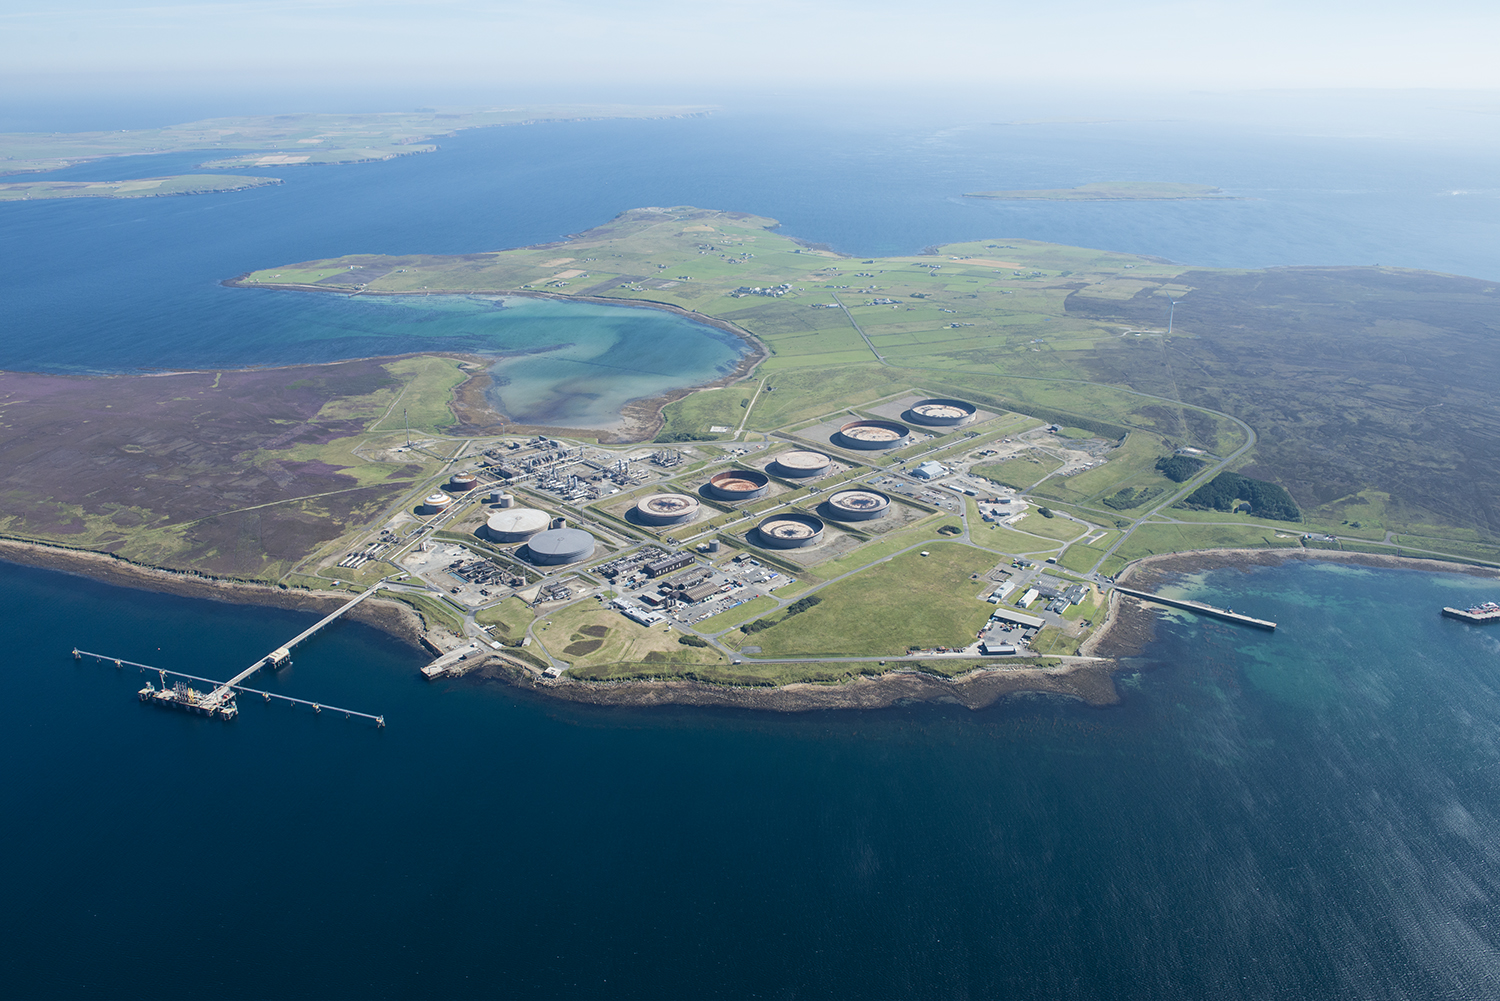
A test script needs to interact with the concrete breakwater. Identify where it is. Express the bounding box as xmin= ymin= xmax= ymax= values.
xmin=1113 ymin=585 xmax=1277 ymax=631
